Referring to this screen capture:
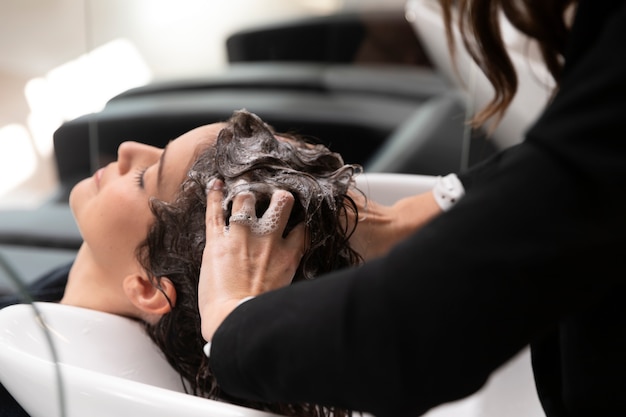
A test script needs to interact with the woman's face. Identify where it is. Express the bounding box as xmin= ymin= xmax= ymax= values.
xmin=68 ymin=123 xmax=225 ymax=289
